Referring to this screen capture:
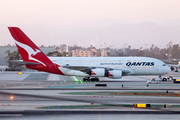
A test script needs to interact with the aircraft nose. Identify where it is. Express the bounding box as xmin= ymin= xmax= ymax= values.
xmin=165 ymin=66 xmax=171 ymax=73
